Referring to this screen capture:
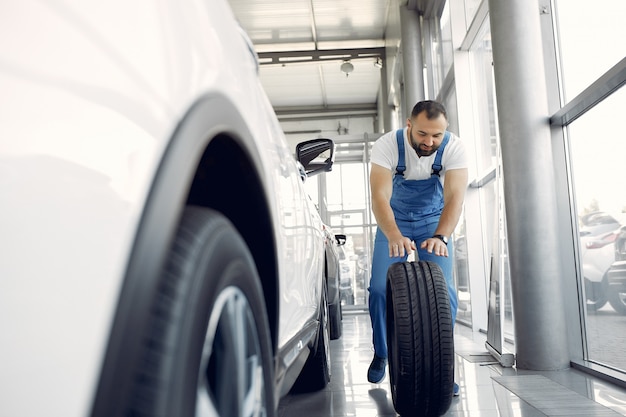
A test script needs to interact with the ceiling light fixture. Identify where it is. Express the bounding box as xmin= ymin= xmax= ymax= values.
xmin=340 ymin=60 xmax=354 ymax=77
